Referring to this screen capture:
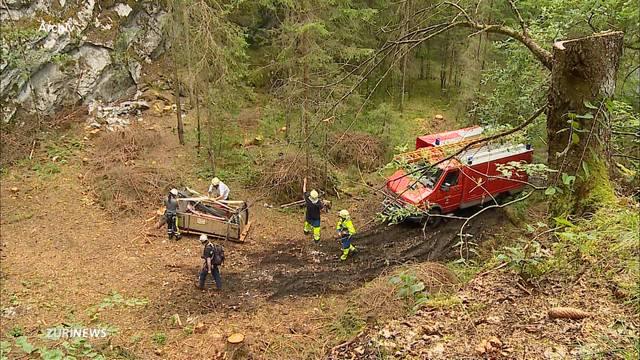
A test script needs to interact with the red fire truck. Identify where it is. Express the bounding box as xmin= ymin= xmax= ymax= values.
xmin=384 ymin=126 xmax=532 ymax=222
